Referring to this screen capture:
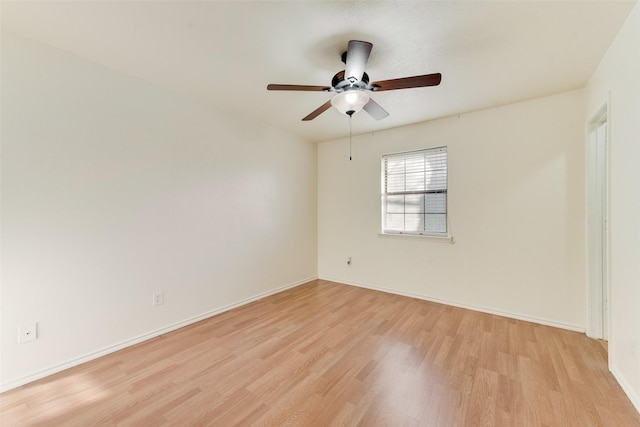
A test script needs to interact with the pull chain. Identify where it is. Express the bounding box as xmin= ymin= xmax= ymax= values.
xmin=349 ymin=114 xmax=352 ymax=161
